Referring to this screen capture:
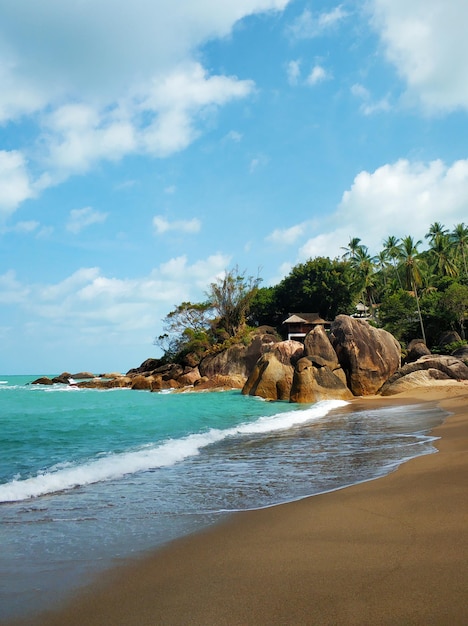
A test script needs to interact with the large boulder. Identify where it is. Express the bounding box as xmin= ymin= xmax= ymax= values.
xmin=290 ymin=357 xmax=353 ymax=404
xmin=242 ymin=340 xmax=304 ymax=400
xmin=404 ymin=339 xmax=431 ymax=364
xmin=329 ymin=315 xmax=401 ymax=396
xmin=199 ymin=329 xmax=279 ymax=380
xmin=304 ymin=325 xmax=340 ymax=369
xmin=380 ymin=354 xmax=468 ymax=395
